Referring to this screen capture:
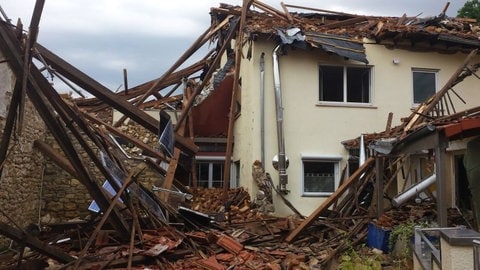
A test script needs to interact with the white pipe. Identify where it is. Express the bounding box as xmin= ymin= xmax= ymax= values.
xmin=359 ymin=134 xmax=365 ymax=166
xmin=273 ymin=45 xmax=288 ymax=192
xmin=392 ymin=174 xmax=436 ymax=207
xmin=260 ymin=52 xmax=265 ymax=166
